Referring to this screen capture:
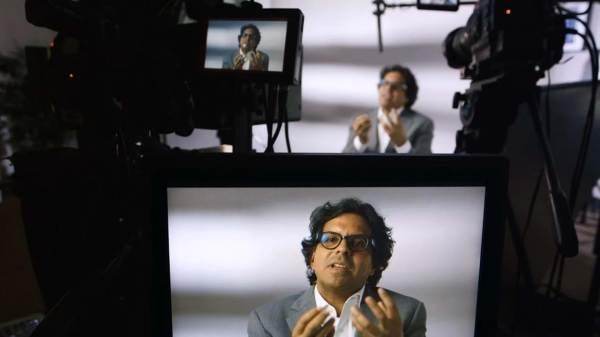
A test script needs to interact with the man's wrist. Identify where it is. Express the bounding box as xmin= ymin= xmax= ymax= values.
xmin=394 ymin=139 xmax=411 ymax=153
xmin=353 ymin=136 xmax=367 ymax=152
